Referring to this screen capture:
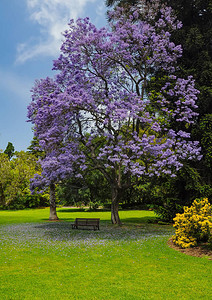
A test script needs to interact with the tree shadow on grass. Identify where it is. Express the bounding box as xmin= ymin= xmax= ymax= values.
xmin=121 ymin=216 xmax=157 ymax=224
xmin=57 ymin=208 xmax=111 ymax=213
xmin=32 ymin=219 xmax=173 ymax=243
xmin=40 ymin=218 xmax=75 ymax=222
xmin=57 ymin=208 xmax=86 ymax=213
xmin=40 ymin=215 xmax=157 ymax=226
xmin=0 ymin=221 xmax=174 ymax=246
